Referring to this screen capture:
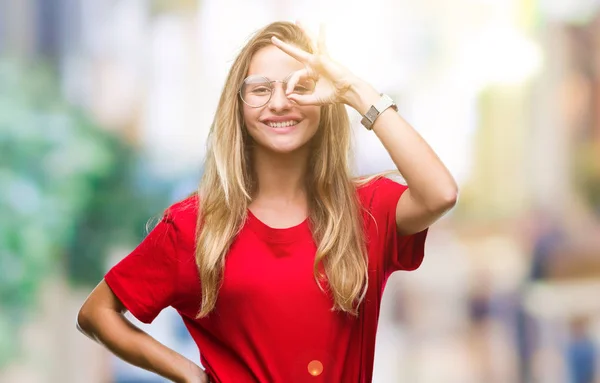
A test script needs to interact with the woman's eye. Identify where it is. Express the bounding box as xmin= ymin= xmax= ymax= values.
xmin=294 ymin=85 xmax=310 ymax=93
xmin=251 ymin=87 xmax=271 ymax=94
